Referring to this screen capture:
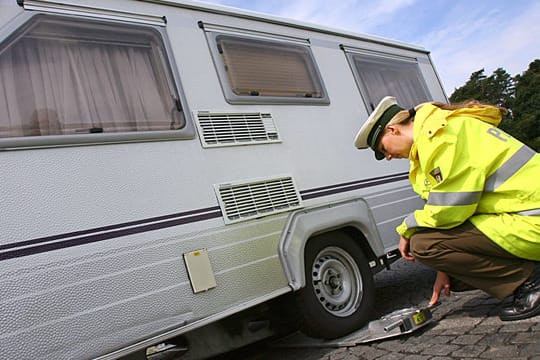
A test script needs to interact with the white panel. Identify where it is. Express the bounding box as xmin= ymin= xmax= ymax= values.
xmin=184 ymin=249 xmax=217 ymax=293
